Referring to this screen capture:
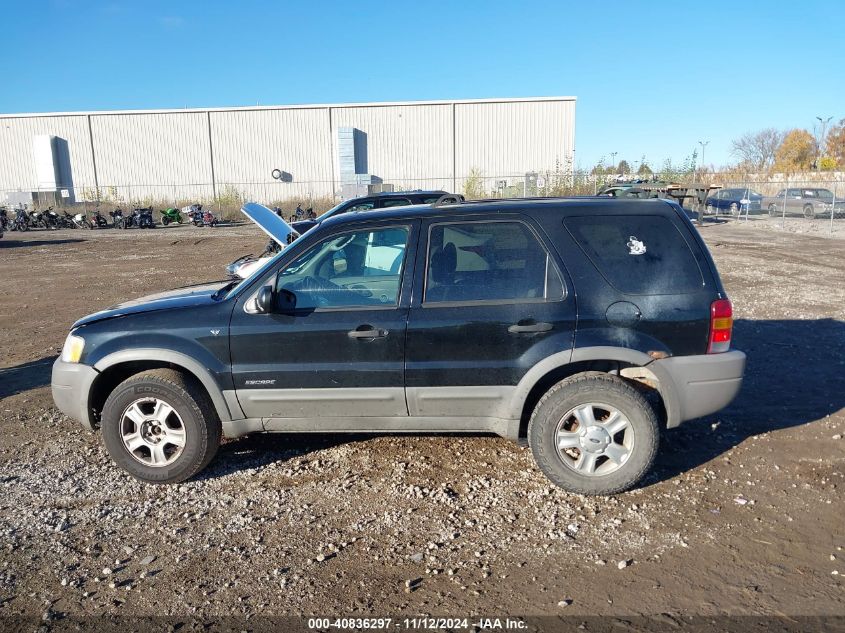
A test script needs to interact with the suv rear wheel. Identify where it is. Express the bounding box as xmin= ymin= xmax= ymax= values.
xmin=803 ymin=204 xmax=815 ymax=219
xmin=101 ymin=369 xmax=221 ymax=483
xmin=528 ymin=373 xmax=659 ymax=495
